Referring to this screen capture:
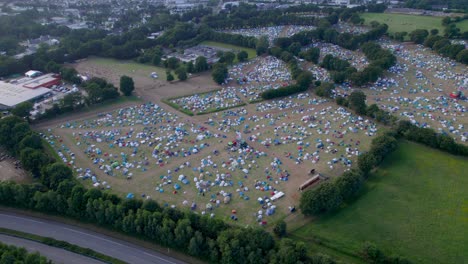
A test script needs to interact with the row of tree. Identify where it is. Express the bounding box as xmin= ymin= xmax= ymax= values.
xmin=422 ymin=34 xmax=468 ymax=64
xmin=0 ymin=116 xmax=73 ymax=189
xmin=300 ymin=130 xmax=398 ymax=215
xmin=0 ymin=242 xmax=51 ymax=264
xmin=34 ymin=76 xmax=123 ymax=121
